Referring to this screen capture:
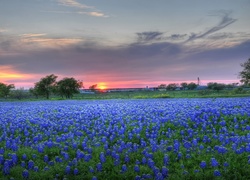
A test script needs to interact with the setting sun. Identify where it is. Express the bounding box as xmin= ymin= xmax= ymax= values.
xmin=98 ymin=82 xmax=107 ymax=90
